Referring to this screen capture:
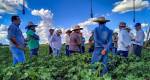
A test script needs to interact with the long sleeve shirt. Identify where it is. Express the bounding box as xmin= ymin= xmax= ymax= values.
xmin=117 ymin=29 xmax=131 ymax=51
xmin=51 ymin=33 xmax=62 ymax=50
xmin=65 ymin=34 xmax=70 ymax=45
xmin=48 ymin=33 xmax=53 ymax=46
xmin=94 ymin=24 xmax=112 ymax=51
xmin=69 ymin=32 xmax=81 ymax=51
xmin=134 ymin=29 xmax=145 ymax=46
